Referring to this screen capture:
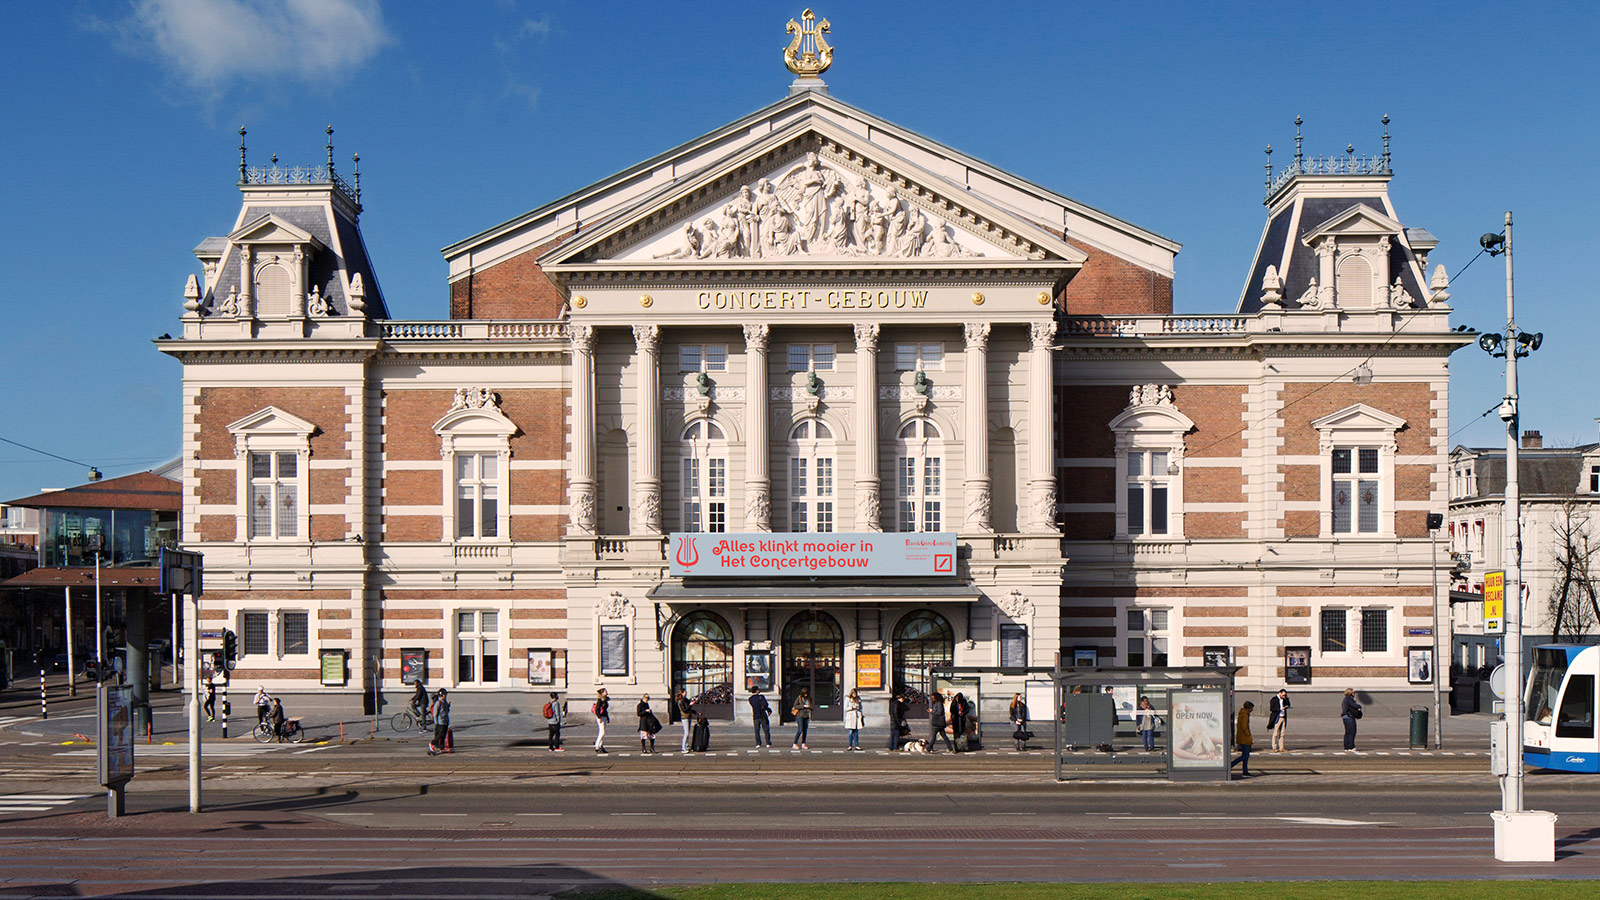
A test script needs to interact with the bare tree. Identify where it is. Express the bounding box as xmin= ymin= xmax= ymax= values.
xmin=1547 ymin=498 xmax=1600 ymax=640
